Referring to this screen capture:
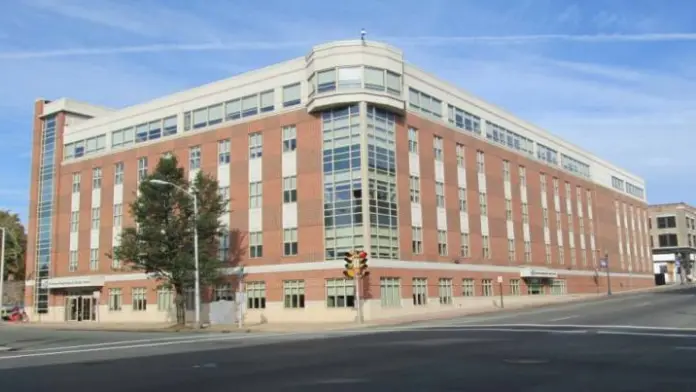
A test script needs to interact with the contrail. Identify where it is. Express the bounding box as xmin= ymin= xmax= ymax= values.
xmin=1 ymin=33 xmax=694 ymax=60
